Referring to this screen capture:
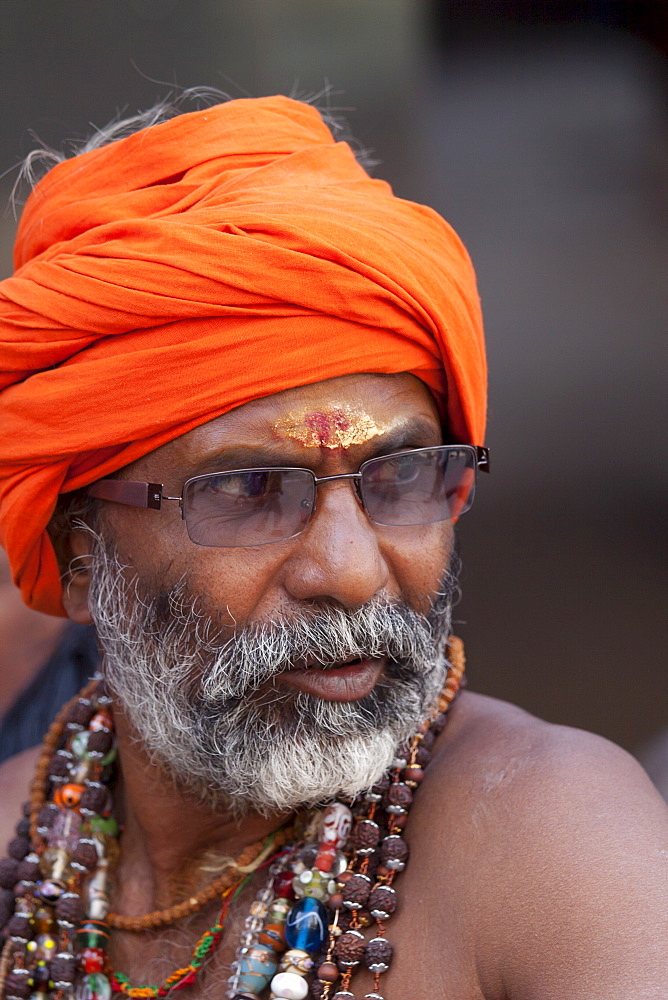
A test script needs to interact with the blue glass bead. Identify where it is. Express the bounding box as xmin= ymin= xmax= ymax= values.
xmin=284 ymin=897 xmax=328 ymax=953
xmin=237 ymin=944 xmax=277 ymax=994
